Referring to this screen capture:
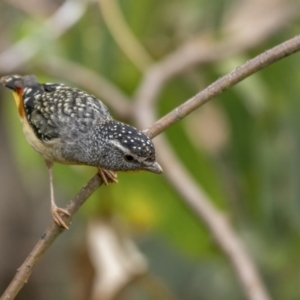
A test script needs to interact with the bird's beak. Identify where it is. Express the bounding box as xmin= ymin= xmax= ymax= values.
xmin=0 ymin=75 xmax=22 ymax=91
xmin=146 ymin=161 xmax=163 ymax=174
